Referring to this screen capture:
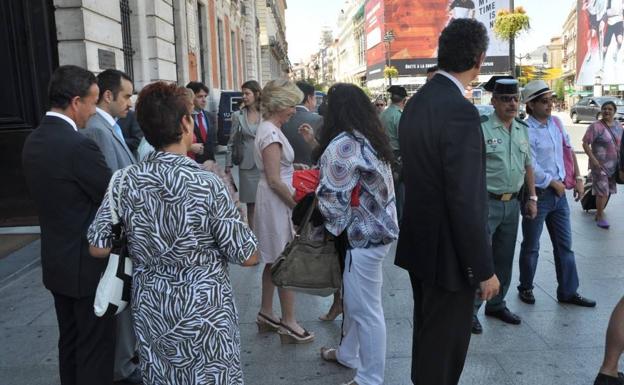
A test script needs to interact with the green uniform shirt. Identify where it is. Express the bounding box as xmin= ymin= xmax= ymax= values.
xmin=481 ymin=112 xmax=532 ymax=194
xmin=380 ymin=104 xmax=402 ymax=152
